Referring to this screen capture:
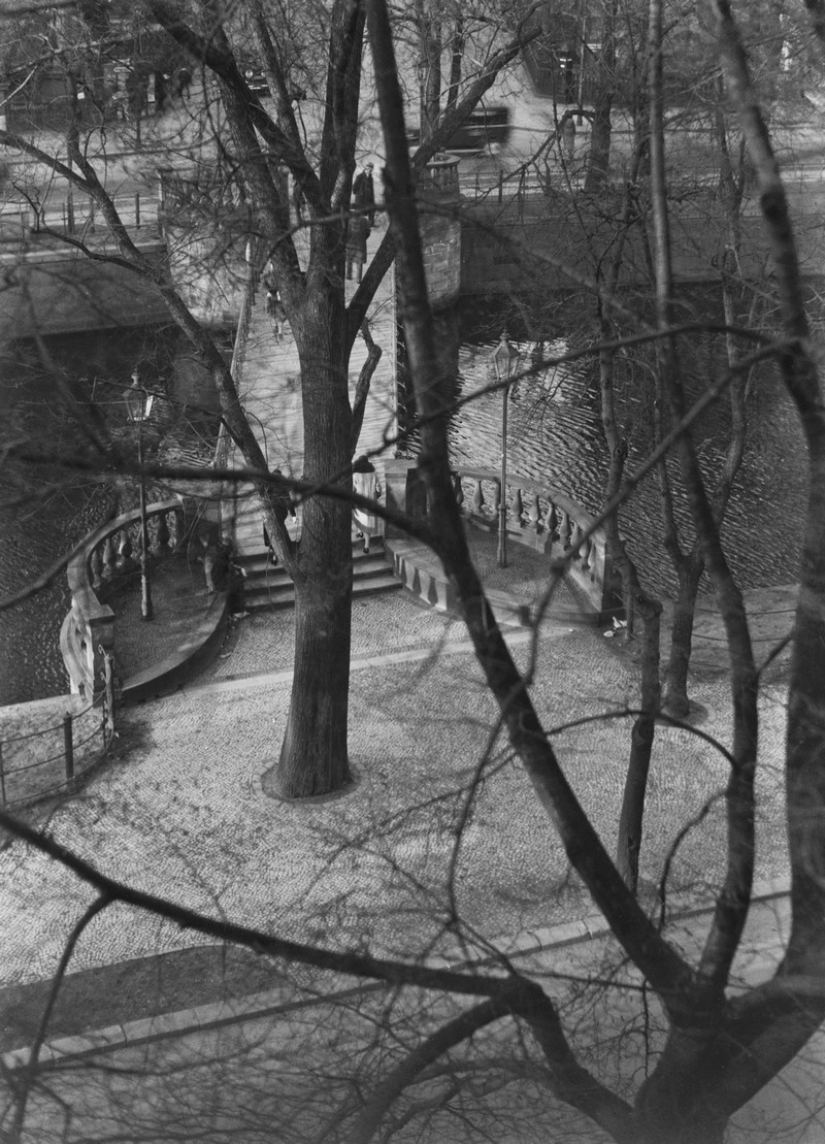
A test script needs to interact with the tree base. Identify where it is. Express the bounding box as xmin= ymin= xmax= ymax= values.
xmin=660 ymin=699 xmax=708 ymax=725
xmin=260 ymin=760 xmax=358 ymax=803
